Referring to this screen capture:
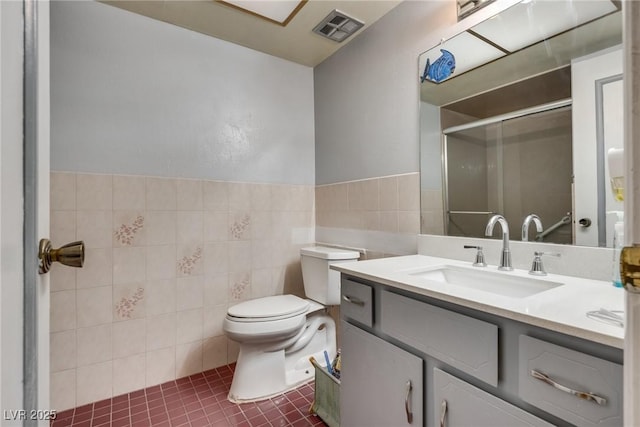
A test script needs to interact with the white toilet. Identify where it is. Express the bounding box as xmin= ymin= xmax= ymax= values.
xmin=223 ymin=245 xmax=360 ymax=403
